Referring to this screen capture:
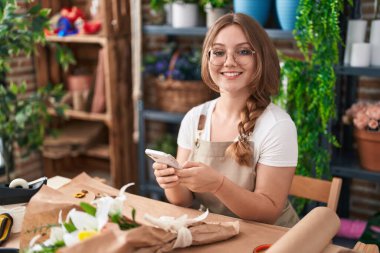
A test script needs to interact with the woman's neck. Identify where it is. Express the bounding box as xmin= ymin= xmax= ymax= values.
xmin=214 ymin=95 xmax=250 ymax=121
